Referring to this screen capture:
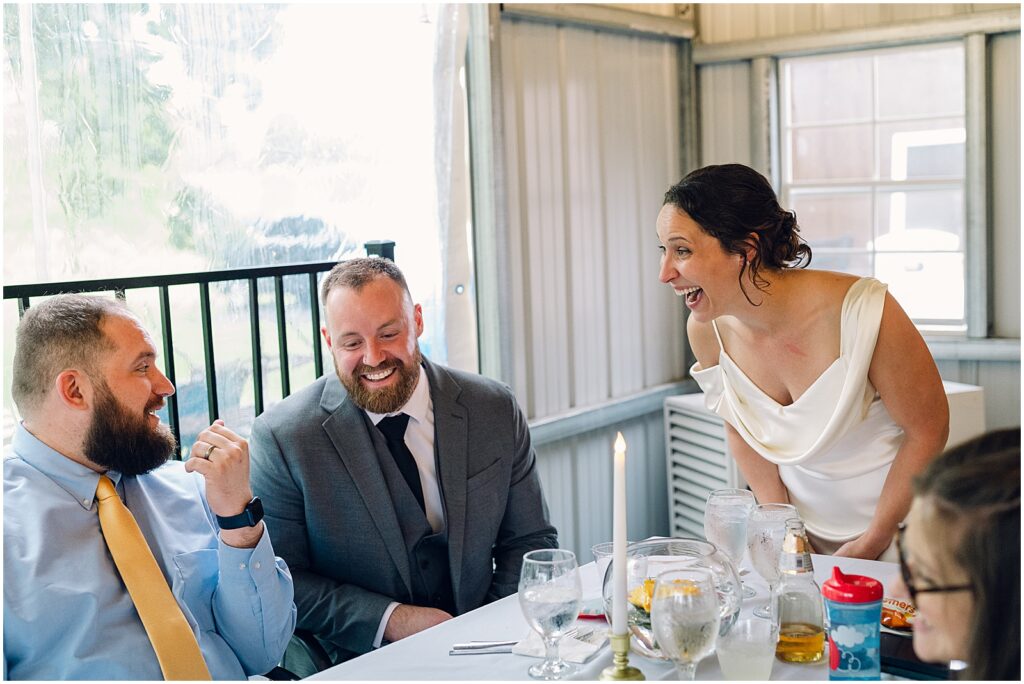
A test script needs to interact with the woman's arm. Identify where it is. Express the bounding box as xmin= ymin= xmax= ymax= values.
xmin=835 ymin=291 xmax=949 ymax=560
